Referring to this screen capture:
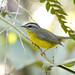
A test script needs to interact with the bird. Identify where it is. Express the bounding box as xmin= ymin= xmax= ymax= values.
xmin=21 ymin=22 xmax=71 ymax=53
